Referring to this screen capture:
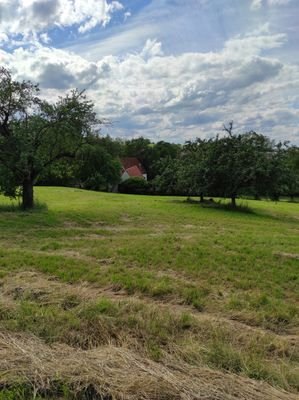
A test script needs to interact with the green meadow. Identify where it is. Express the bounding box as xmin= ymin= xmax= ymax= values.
xmin=0 ymin=187 xmax=298 ymax=399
